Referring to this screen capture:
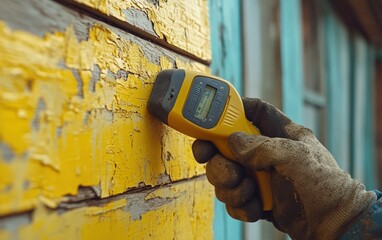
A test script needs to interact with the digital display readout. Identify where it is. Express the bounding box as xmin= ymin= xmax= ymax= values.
xmin=194 ymin=85 xmax=217 ymax=120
